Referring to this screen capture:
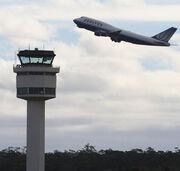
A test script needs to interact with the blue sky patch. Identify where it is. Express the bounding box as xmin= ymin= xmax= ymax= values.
xmin=0 ymin=0 xmax=40 ymax=6
xmin=141 ymin=58 xmax=173 ymax=71
xmin=145 ymin=0 xmax=180 ymax=5
xmin=40 ymin=20 xmax=80 ymax=44
xmin=97 ymin=0 xmax=106 ymax=2
xmin=0 ymin=35 xmax=15 ymax=60
xmin=53 ymin=28 xmax=80 ymax=44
